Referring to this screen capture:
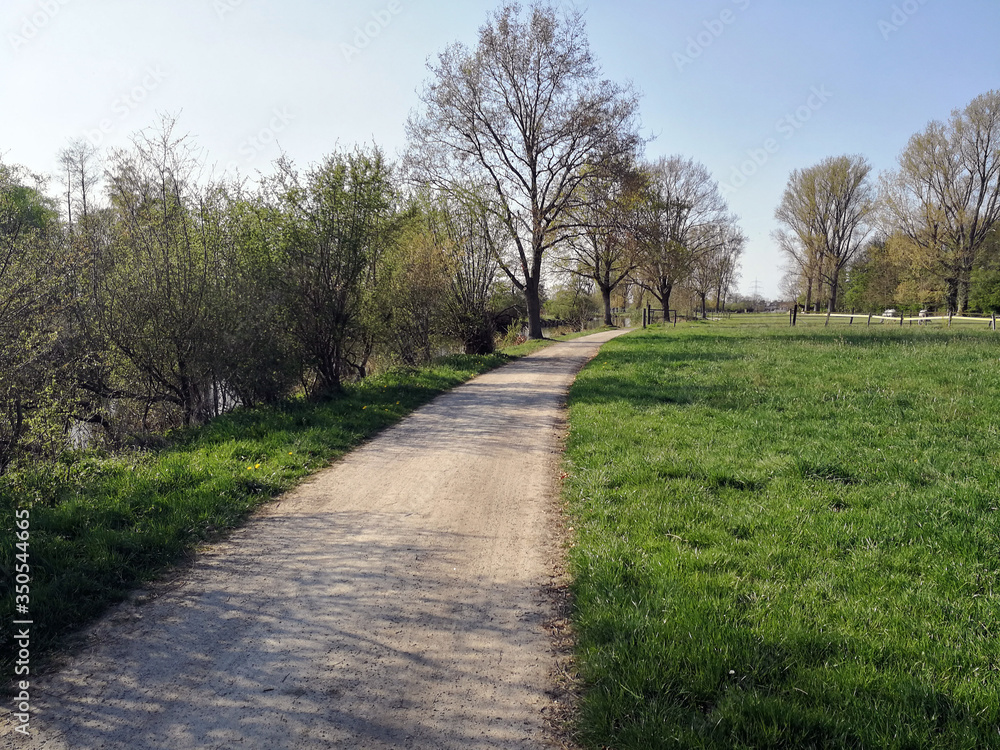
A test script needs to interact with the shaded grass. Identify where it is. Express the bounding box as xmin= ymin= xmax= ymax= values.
xmin=0 ymin=353 xmax=511 ymax=678
xmin=564 ymin=321 xmax=1000 ymax=749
